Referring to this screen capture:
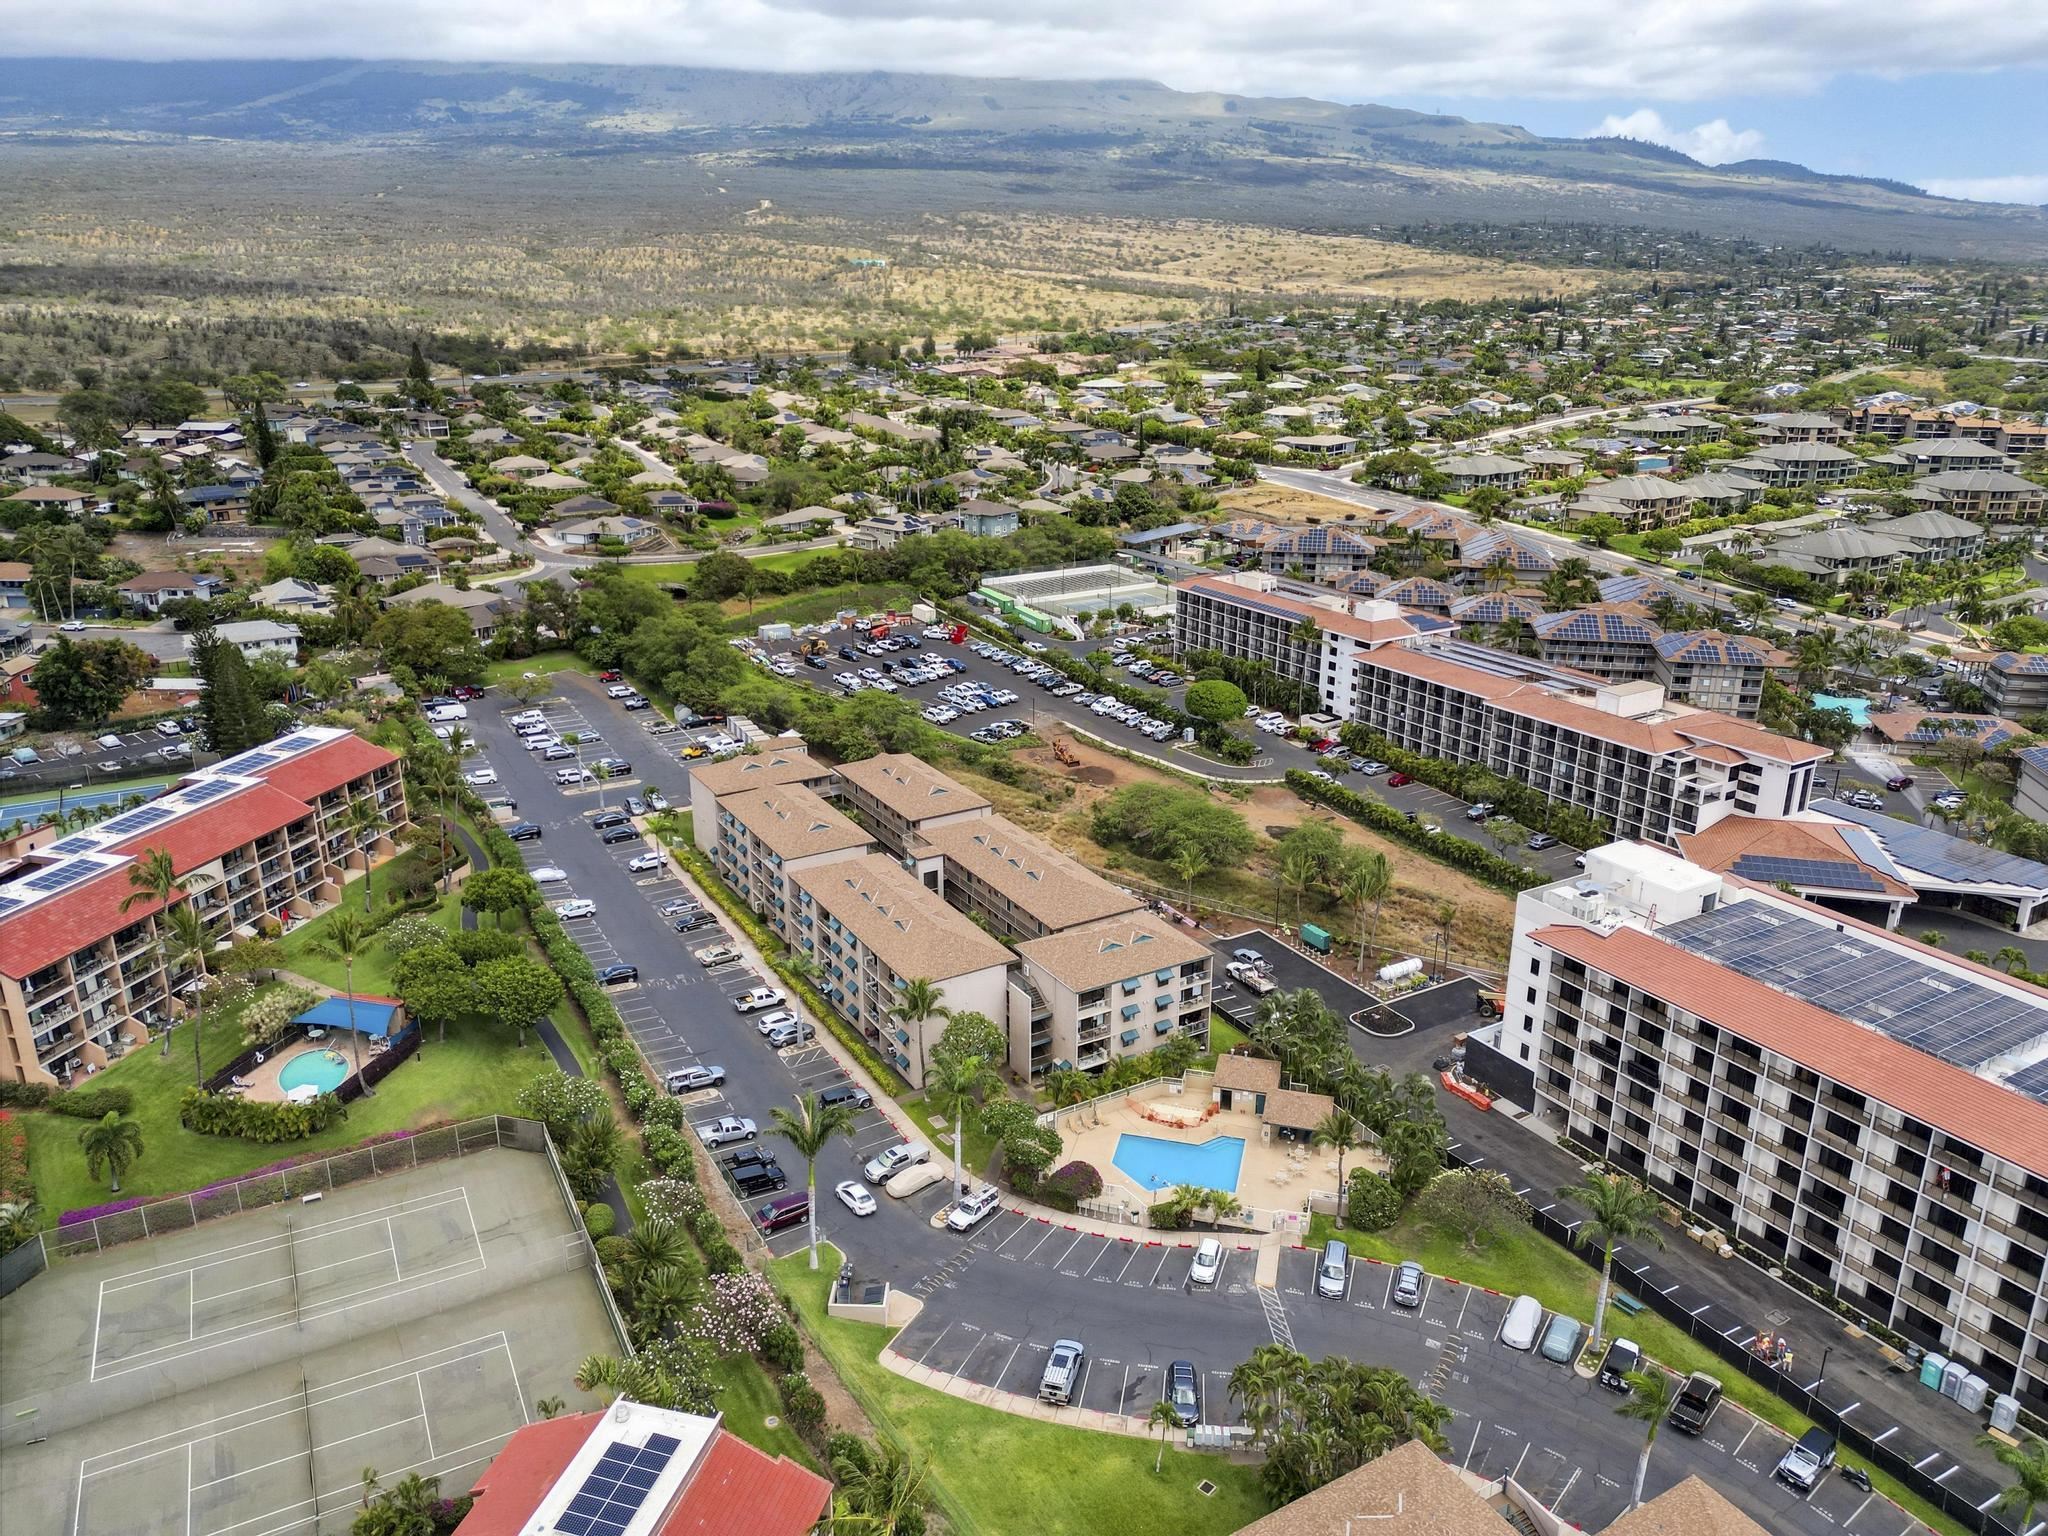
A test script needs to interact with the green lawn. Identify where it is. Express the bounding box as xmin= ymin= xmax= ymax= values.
xmin=615 ymin=551 xmax=817 ymax=589
xmin=23 ymin=992 xmax=559 ymax=1222
xmin=896 ymin=1092 xmax=999 ymax=1181
xmin=1303 ymin=1212 xmax=1965 ymax=1536
xmin=484 ymin=652 xmax=593 ymax=685
xmin=719 ymin=583 xmax=922 ymax=635
xmin=771 ymin=1247 xmax=1268 ymax=1536
xmin=707 ymin=1354 xmax=818 ymax=1470
xmin=279 ymin=876 xmax=462 ymax=995
xmin=1199 ymin=1018 xmax=1249 ymax=1070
